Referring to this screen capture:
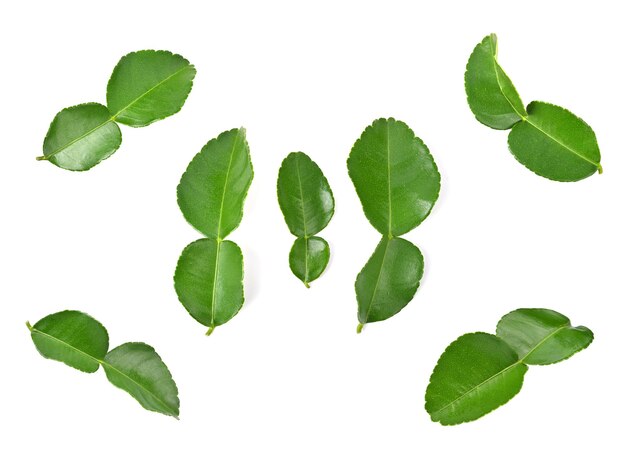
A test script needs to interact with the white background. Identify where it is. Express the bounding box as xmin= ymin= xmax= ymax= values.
xmin=1 ymin=1 xmax=624 ymax=458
